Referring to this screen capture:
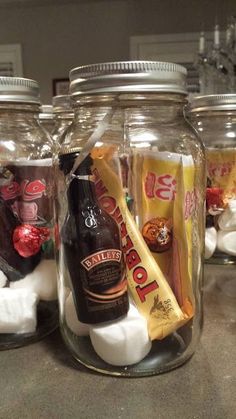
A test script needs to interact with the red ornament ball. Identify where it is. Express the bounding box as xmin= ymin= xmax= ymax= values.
xmin=13 ymin=224 xmax=50 ymax=258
